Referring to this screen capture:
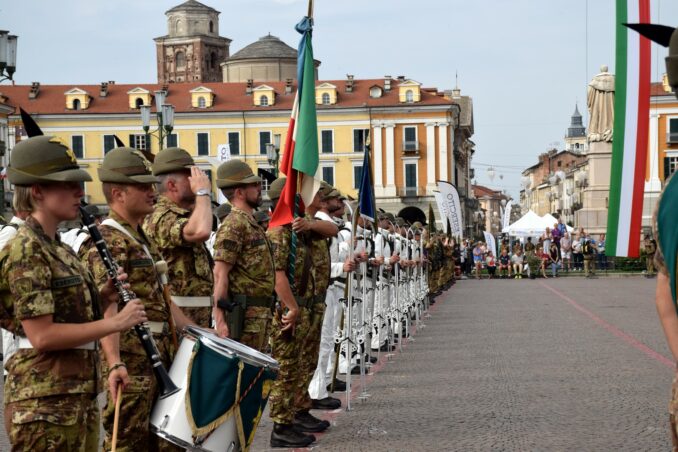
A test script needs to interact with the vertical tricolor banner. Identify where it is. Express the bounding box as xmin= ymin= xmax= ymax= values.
xmin=269 ymin=16 xmax=320 ymax=228
xmin=606 ymin=0 xmax=651 ymax=257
